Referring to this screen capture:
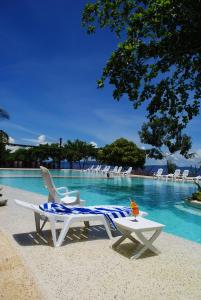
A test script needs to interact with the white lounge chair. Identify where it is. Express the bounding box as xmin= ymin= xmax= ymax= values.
xmin=153 ymin=168 xmax=163 ymax=179
xmin=114 ymin=166 xmax=123 ymax=175
xmin=101 ymin=166 xmax=111 ymax=174
xmin=83 ymin=165 xmax=94 ymax=172
xmin=193 ymin=175 xmax=201 ymax=183
xmin=110 ymin=166 xmax=118 ymax=174
xmin=93 ymin=165 xmax=101 ymax=173
xmin=121 ymin=167 xmax=132 ymax=176
xmin=163 ymin=169 xmax=181 ymax=180
xmin=180 ymin=170 xmax=189 ymax=181
xmin=15 ymin=199 xmax=113 ymax=247
xmin=40 ymin=166 xmax=84 ymax=206
xmin=186 ymin=175 xmax=201 ymax=182
xmin=100 ymin=166 xmax=107 ymax=173
xmin=15 ymin=200 xmax=147 ymax=247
